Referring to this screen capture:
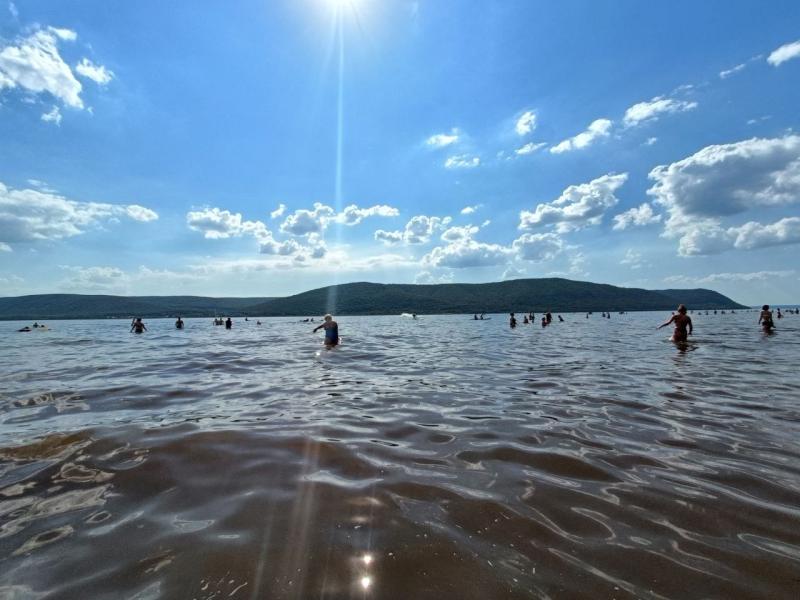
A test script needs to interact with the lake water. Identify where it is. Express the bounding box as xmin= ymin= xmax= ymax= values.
xmin=1 ymin=311 xmax=799 ymax=599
